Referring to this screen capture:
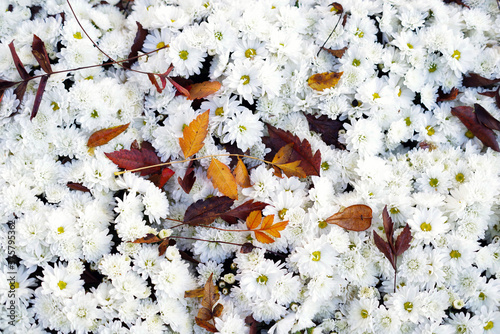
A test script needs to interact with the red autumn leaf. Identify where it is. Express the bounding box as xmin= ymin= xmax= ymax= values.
xmin=158 ymin=239 xmax=169 ymax=256
xmin=187 ymin=81 xmax=221 ymax=100
xmin=87 ymin=123 xmax=130 ymax=148
xmin=329 ymin=2 xmax=344 ymax=13
xmin=442 ymin=0 xmax=469 ymax=8
xmin=436 ymin=87 xmax=459 ymax=102
xmin=321 ymin=46 xmax=348 ymax=58
xmin=474 ymin=103 xmax=500 ymax=131
xmin=31 ymin=75 xmax=48 ymax=120
xmin=148 ymin=73 xmax=166 ymax=93
xmin=382 ymin=205 xmax=394 ymax=250
xmin=451 ymin=106 xmax=500 ymax=152
xmin=462 ymin=72 xmax=500 ymax=88
xmin=240 ymin=242 xmax=256 ymax=254
xmin=14 ymin=81 xmax=28 ymax=109
xmin=105 ymin=141 xmax=163 ymax=176
xmin=264 ymin=124 xmax=322 ymax=176
xmin=131 ymin=233 xmax=162 ymax=244
xmin=32 ymin=35 xmax=52 ymax=74
xmin=220 ymin=200 xmax=269 ymax=225
xmin=478 ymin=91 xmax=496 ymax=98
xmin=124 ymin=21 xmax=148 ymax=68
xmin=178 ymin=161 xmax=196 ymax=194
xmin=168 ymin=76 xmax=191 ymax=98
xmin=305 ymin=114 xmax=344 ymax=148
xmin=395 ymin=224 xmax=412 ymax=256
xmin=184 ymin=196 xmax=234 ymax=226
xmin=373 ymin=231 xmax=396 ymax=270
xmin=325 ymin=205 xmax=372 ymax=231
xmin=66 ymin=182 xmax=90 ymax=192
xmin=157 ymin=167 xmax=175 ymax=188
xmin=8 ymin=41 xmax=29 ymax=80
